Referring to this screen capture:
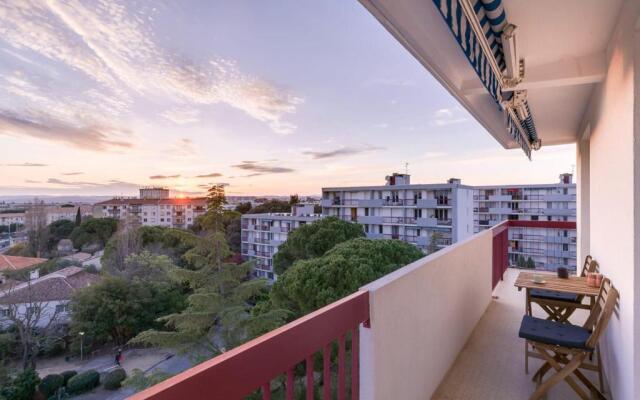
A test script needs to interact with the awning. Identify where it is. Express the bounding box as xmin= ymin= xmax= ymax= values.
xmin=432 ymin=0 xmax=539 ymax=159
